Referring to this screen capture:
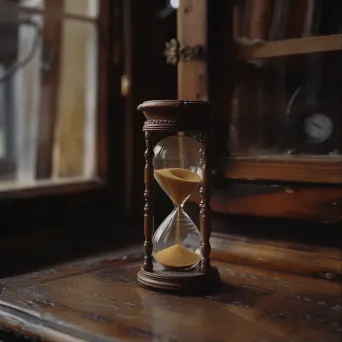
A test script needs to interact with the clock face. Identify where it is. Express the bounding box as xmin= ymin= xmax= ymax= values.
xmin=304 ymin=113 xmax=333 ymax=143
